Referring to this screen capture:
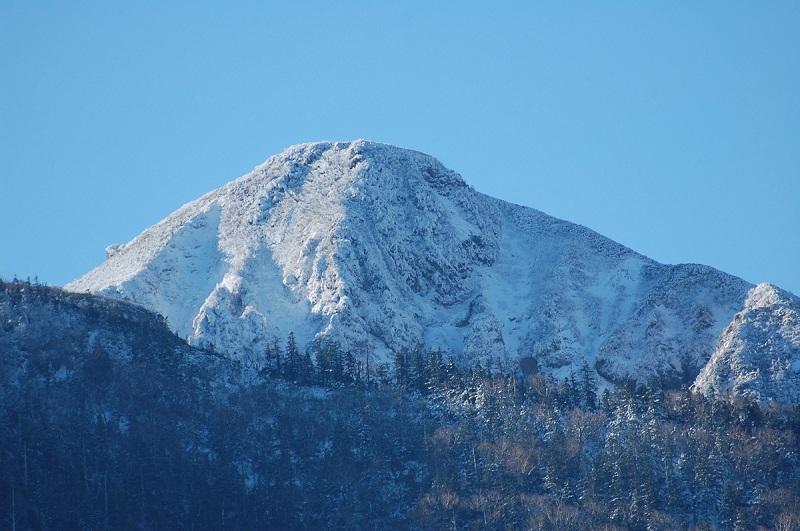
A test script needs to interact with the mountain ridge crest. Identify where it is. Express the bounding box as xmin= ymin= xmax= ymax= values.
xmin=65 ymin=140 xmax=797 ymax=400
